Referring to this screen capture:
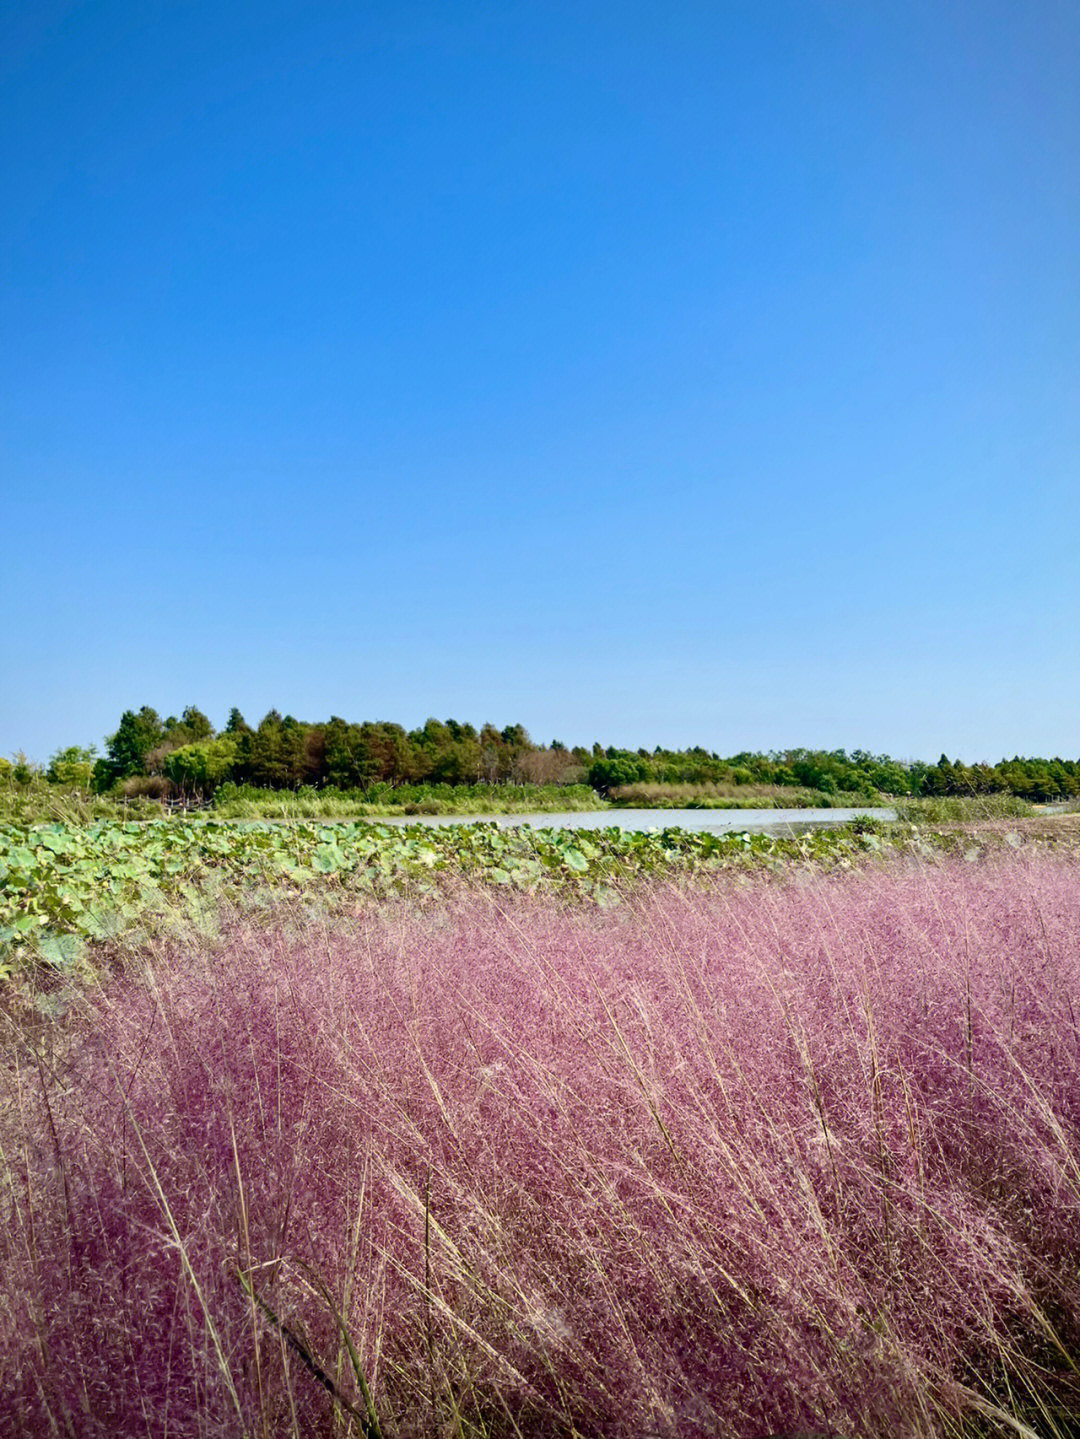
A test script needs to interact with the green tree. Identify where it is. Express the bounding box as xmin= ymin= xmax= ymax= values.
xmin=162 ymin=736 xmax=239 ymax=794
xmin=47 ymin=745 xmax=98 ymax=787
xmin=588 ymin=755 xmax=648 ymax=793
xmin=10 ymin=751 xmax=40 ymax=784
xmin=323 ymin=717 xmax=365 ymax=789
xmin=225 ymin=708 xmax=253 ymax=736
xmin=102 ymin=707 xmax=166 ymax=783
xmin=244 ymin=711 xmax=290 ymax=787
xmin=178 ymin=706 xmax=214 ymax=741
